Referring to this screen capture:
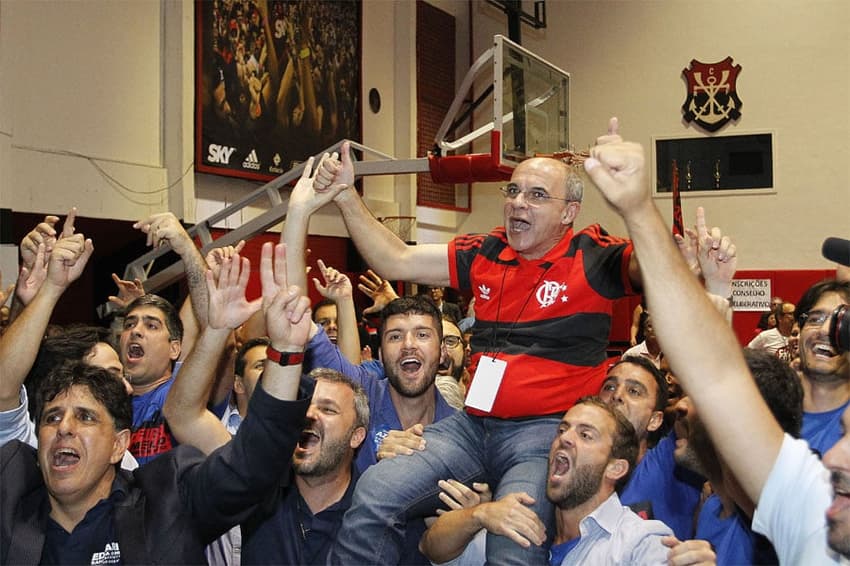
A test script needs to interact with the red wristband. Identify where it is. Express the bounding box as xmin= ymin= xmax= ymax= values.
xmin=266 ymin=346 xmax=305 ymax=366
